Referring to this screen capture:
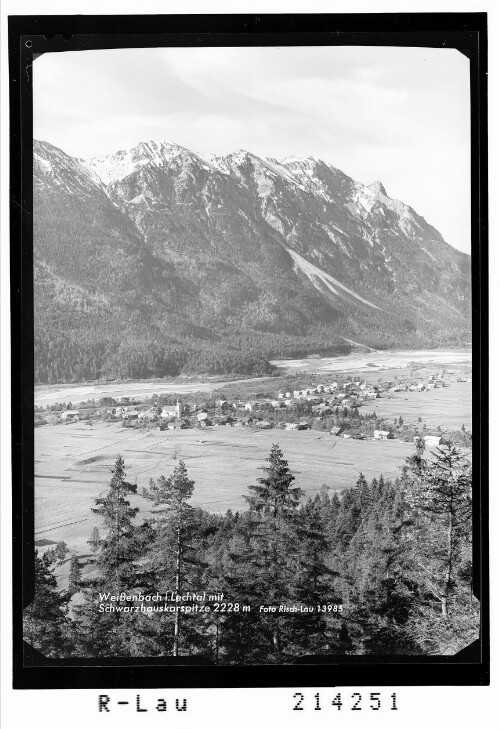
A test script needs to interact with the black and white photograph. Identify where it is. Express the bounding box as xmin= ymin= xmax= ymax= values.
xmin=16 ymin=28 xmax=485 ymax=674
